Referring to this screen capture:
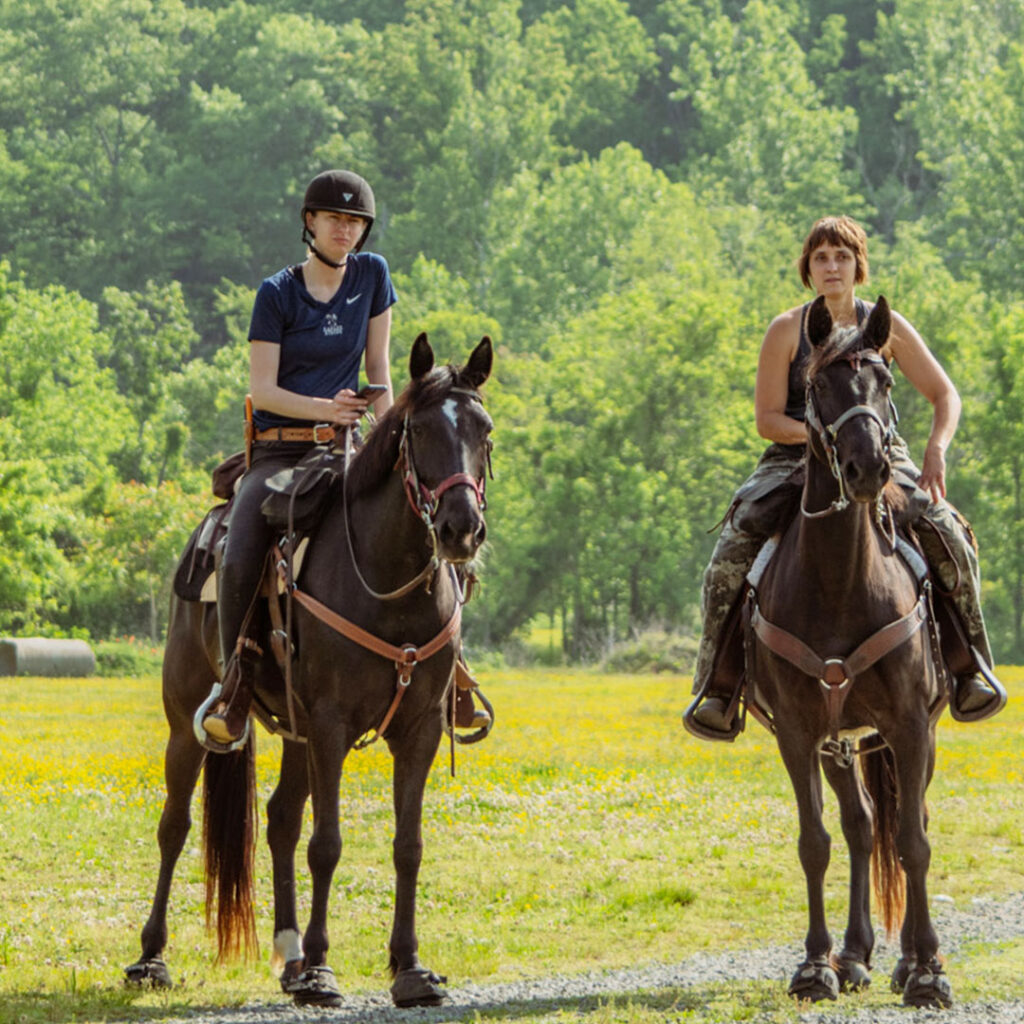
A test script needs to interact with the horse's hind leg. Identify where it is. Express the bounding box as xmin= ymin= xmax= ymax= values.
xmin=387 ymin=725 xmax=447 ymax=1008
xmin=267 ymin=738 xmax=309 ymax=989
xmin=776 ymin=728 xmax=839 ymax=1002
xmin=822 ymin=756 xmax=874 ymax=991
xmin=126 ymin=730 xmax=205 ymax=987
